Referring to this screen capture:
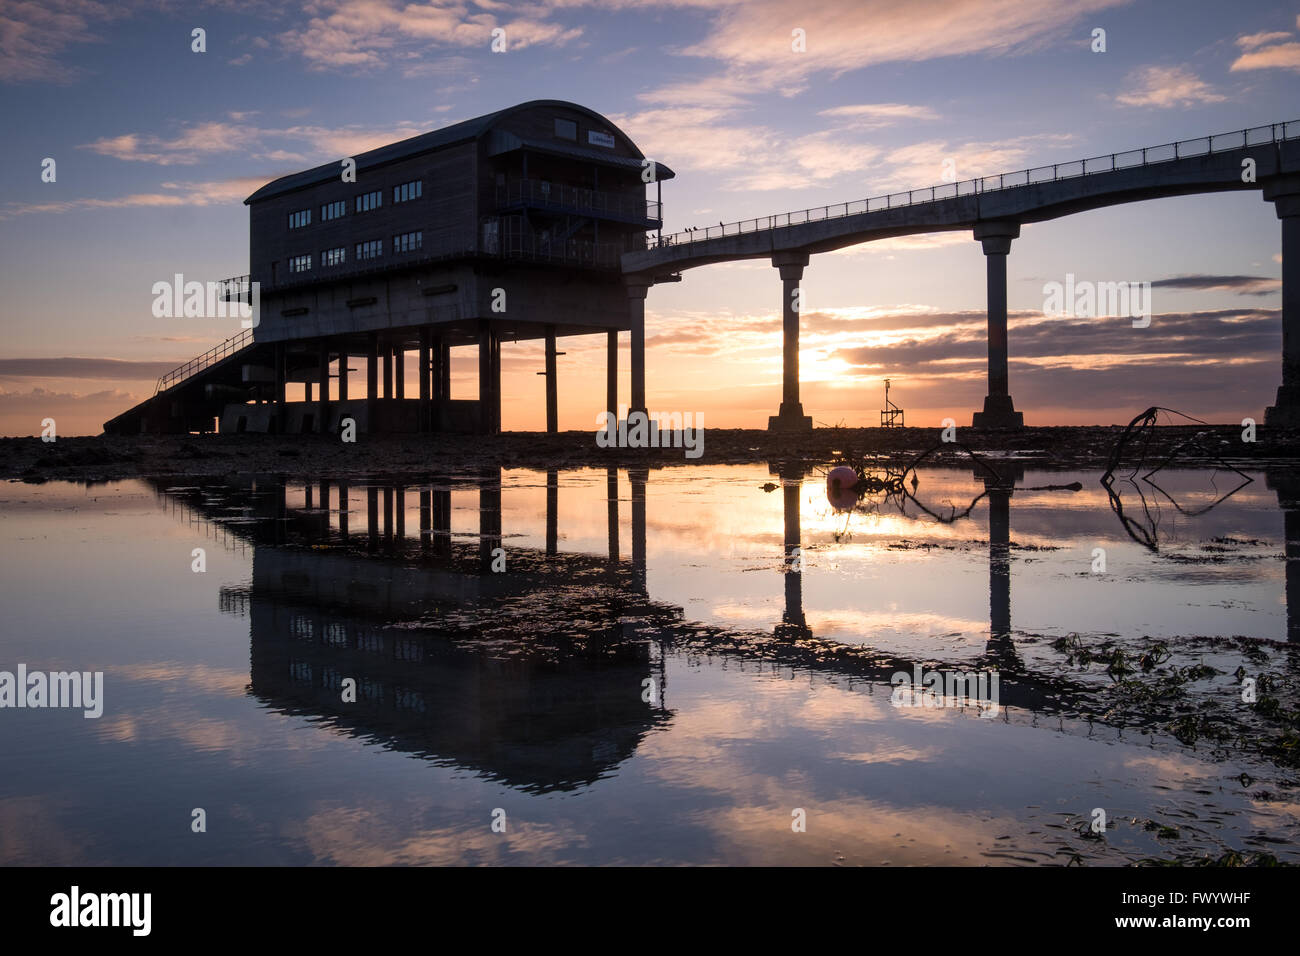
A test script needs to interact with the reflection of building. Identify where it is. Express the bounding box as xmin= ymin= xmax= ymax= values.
xmin=244 ymin=580 xmax=662 ymax=793
xmin=159 ymin=474 xmax=667 ymax=793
